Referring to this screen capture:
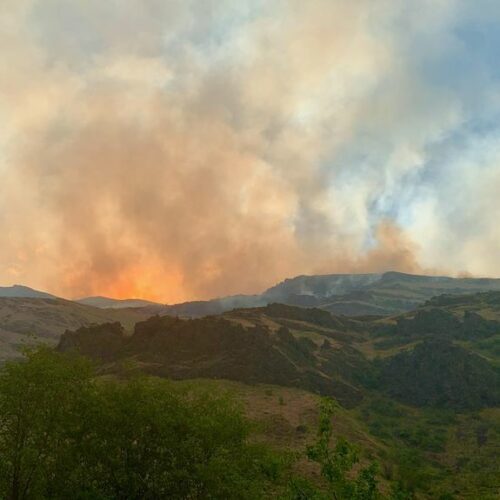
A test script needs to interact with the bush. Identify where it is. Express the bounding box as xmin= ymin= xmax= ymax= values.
xmin=0 ymin=348 xmax=282 ymax=499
